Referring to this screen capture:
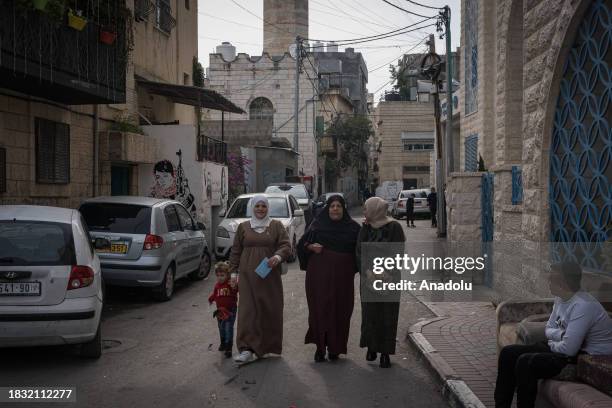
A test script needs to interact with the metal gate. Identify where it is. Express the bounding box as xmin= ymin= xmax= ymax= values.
xmin=481 ymin=172 xmax=494 ymax=286
xmin=549 ymin=0 xmax=611 ymax=272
